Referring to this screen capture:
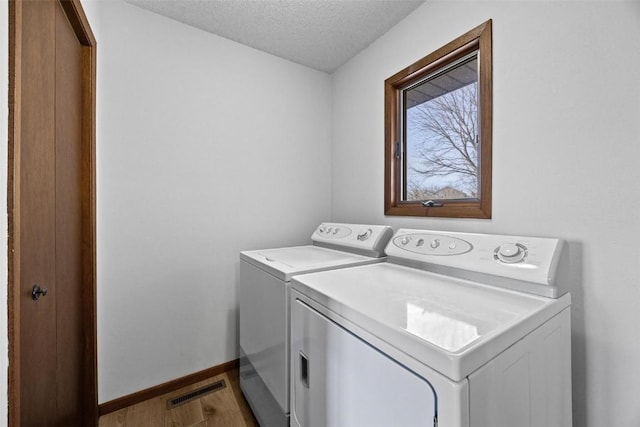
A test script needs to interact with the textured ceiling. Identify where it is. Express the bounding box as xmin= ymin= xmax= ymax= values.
xmin=126 ymin=0 xmax=426 ymax=73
